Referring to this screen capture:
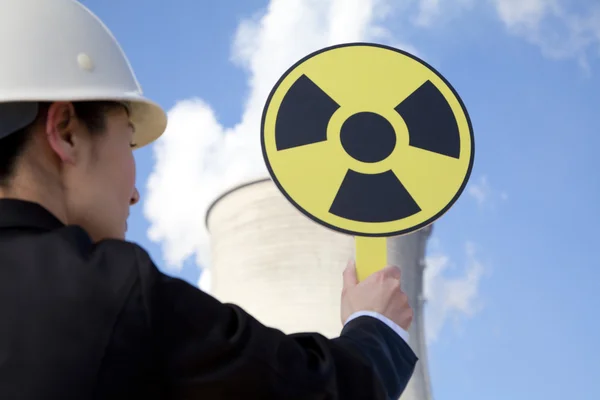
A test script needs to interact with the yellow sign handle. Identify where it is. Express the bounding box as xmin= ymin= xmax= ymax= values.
xmin=355 ymin=236 xmax=388 ymax=281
